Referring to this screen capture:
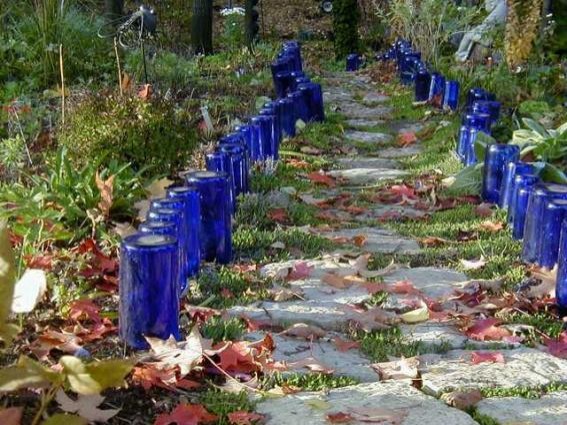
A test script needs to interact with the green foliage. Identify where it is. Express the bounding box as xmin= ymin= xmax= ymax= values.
xmin=58 ymin=94 xmax=197 ymax=175
xmin=332 ymin=0 xmax=360 ymax=59
xmin=511 ymin=118 xmax=567 ymax=163
xmin=0 ymin=135 xmax=28 ymax=181
xmin=0 ymin=148 xmax=147 ymax=243
xmin=200 ymin=389 xmax=255 ymax=425
xmin=125 ymin=51 xmax=197 ymax=92
xmin=466 ymin=408 xmax=501 ymax=425
xmin=201 ymin=317 xmax=246 ymax=344
xmin=235 ymin=194 xmax=272 ymax=231
xmin=262 ymin=373 xmax=359 ymax=392
xmin=220 ymin=11 xmax=245 ymax=50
